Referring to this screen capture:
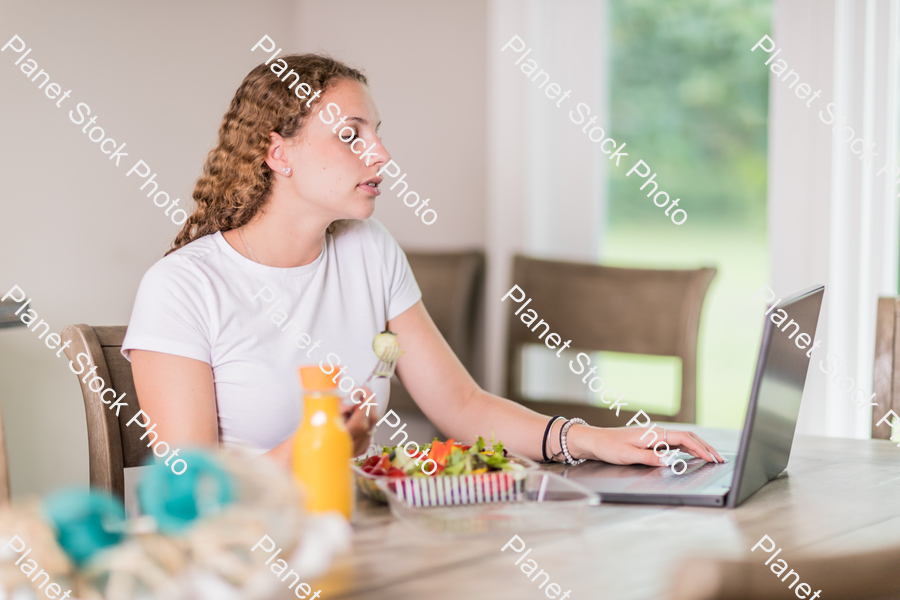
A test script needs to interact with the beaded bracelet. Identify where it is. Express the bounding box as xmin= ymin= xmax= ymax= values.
xmin=541 ymin=415 xmax=565 ymax=462
xmin=560 ymin=418 xmax=587 ymax=465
